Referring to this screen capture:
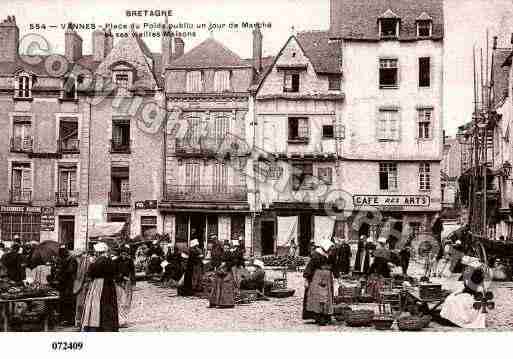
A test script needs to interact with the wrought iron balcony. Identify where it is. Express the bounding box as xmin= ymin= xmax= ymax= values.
xmin=10 ymin=137 xmax=33 ymax=153
xmin=10 ymin=189 xmax=32 ymax=204
xmin=58 ymin=139 xmax=80 ymax=153
xmin=175 ymin=137 xmax=242 ymax=157
xmin=109 ymin=191 xmax=131 ymax=206
xmin=110 ymin=139 xmax=131 ymax=154
xmin=55 ymin=191 xmax=79 ymax=206
xmin=164 ymin=185 xmax=247 ymax=202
